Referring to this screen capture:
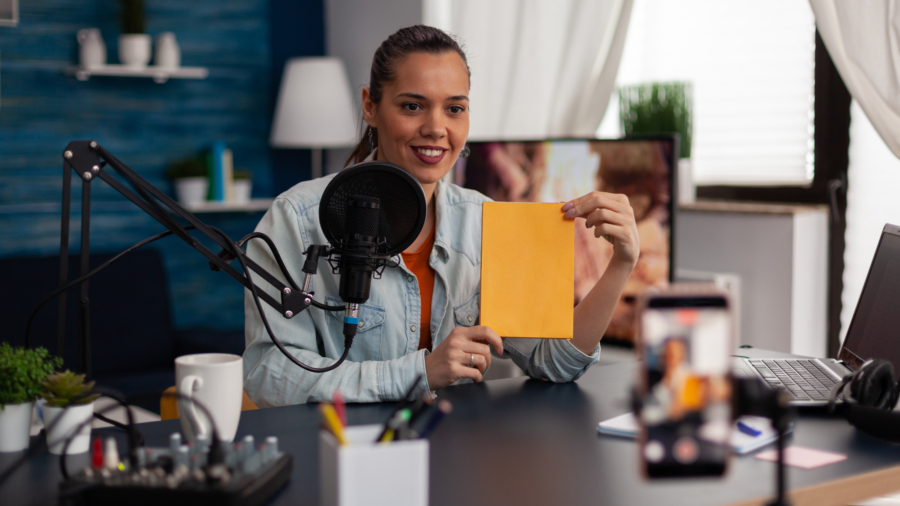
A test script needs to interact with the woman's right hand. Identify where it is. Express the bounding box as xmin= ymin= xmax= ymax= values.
xmin=424 ymin=326 xmax=504 ymax=390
